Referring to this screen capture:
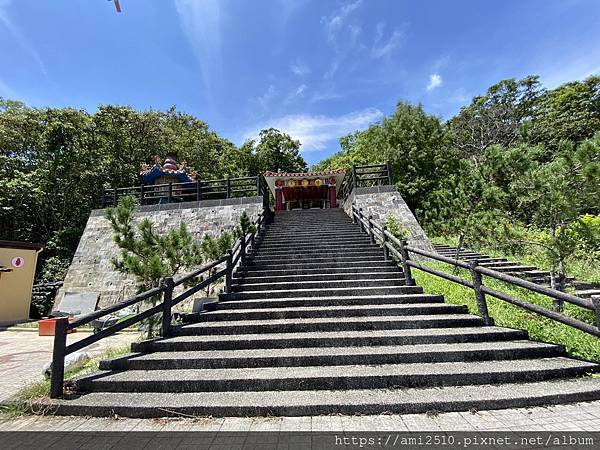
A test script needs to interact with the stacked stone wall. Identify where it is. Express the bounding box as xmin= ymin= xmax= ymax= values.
xmin=56 ymin=197 xmax=262 ymax=309
xmin=343 ymin=185 xmax=434 ymax=254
